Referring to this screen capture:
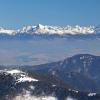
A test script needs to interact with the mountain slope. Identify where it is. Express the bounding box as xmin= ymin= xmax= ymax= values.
xmin=27 ymin=54 xmax=100 ymax=93
xmin=0 ymin=69 xmax=99 ymax=100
